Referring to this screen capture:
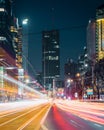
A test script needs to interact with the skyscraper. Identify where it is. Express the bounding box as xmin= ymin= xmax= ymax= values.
xmin=0 ymin=0 xmax=15 ymax=58
xmin=64 ymin=58 xmax=78 ymax=79
xmin=42 ymin=30 xmax=60 ymax=89
xmin=16 ymin=25 xmax=22 ymax=68
xmin=87 ymin=19 xmax=96 ymax=63
xmin=96 ymin=4 xmax=104 ymax=61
